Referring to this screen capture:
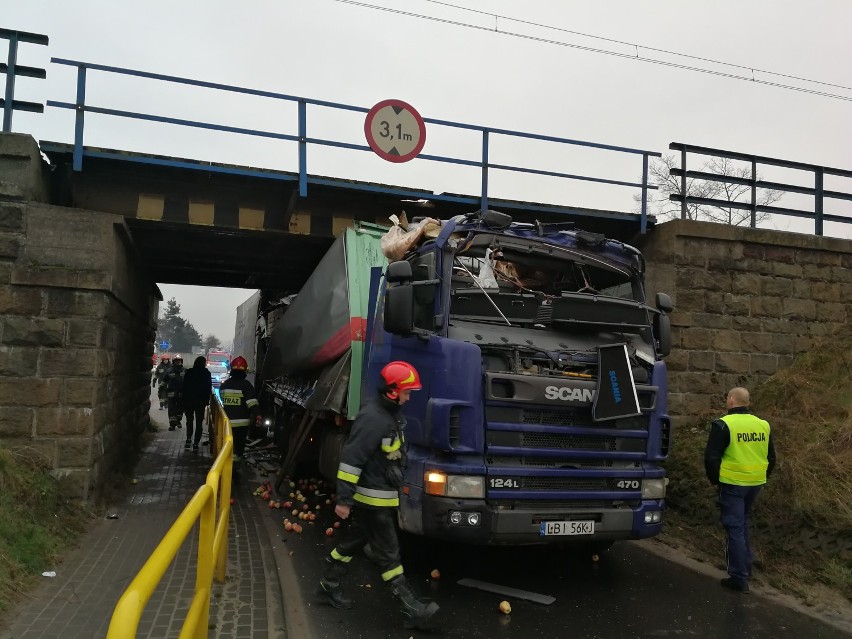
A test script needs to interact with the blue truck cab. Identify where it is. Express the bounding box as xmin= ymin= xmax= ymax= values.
xmin=364 ymin=209 xmax=673 ymax=545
